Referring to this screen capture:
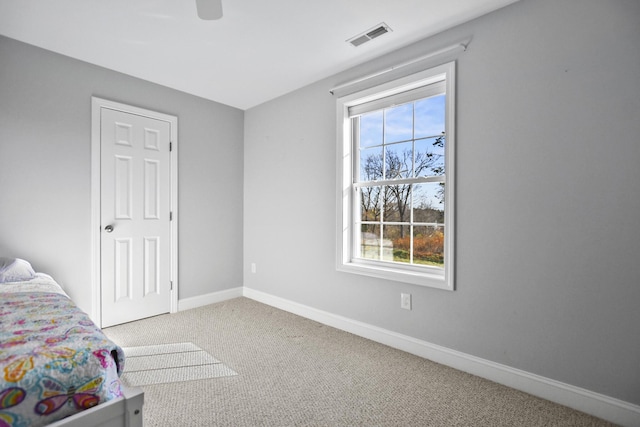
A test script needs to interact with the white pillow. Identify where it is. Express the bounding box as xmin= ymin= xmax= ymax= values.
xmin=0 ymin=257 xmax=36 ymax=283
